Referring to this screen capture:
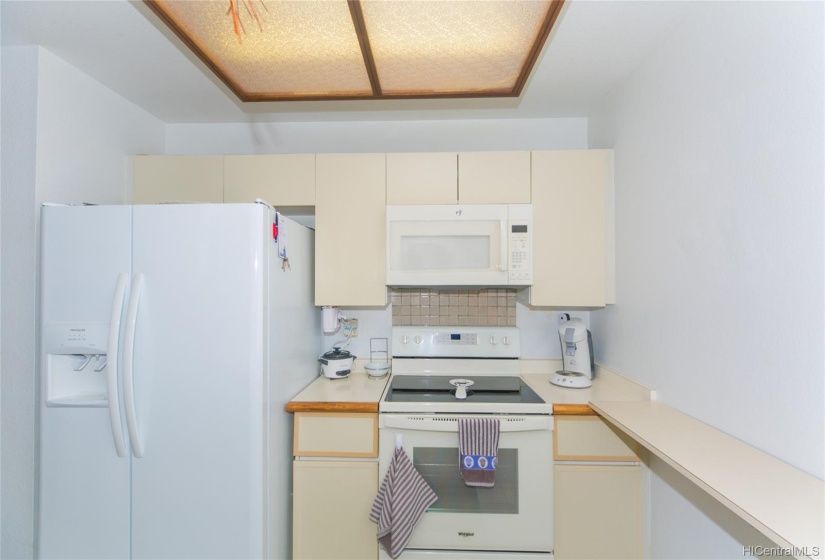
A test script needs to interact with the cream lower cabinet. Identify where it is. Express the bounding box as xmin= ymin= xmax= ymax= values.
xmin=133 ymin=155 xmax=224 ymax=204
xmin=315 ymin=153 xmax=387 ymax=306
xmin=553 ymin=415 xmax=643 ymax=560
xmin=530 ymin=150 xmax=613 ymax=307
xmin=293 ymin=461 xmax=378 ymax=560
xmin=292 ymin=412 xmax=378 ymax=560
